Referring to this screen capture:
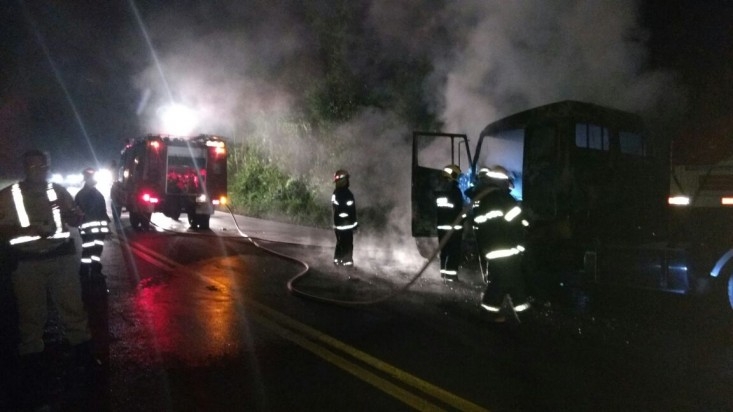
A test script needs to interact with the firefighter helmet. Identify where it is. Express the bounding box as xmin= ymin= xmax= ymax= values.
xmin=334 ymin=169 xmax=350 ymax=187
xmin=478 ymin=165 xmax=513 ymax=188
xmin=442 ymin=164 xmax=461 ymax=181
xmin=490 ymin=165 xmax=513 ymax=188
